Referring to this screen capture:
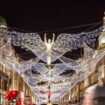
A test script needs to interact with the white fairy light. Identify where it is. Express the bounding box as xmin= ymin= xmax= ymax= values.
xmin=47 ymin=56 xmax=51 ymax=65
xmin=0 ymin=26 xmax=104 ymax=103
